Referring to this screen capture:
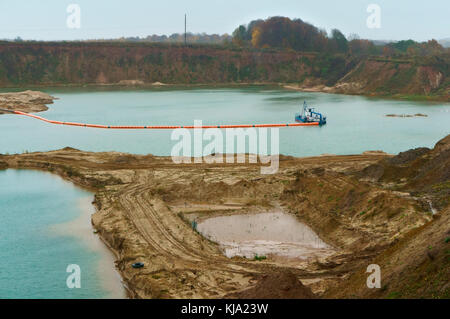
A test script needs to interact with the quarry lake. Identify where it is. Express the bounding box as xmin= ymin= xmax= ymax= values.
xmin=0 ymin=86 xmax=449 ymax=298
xmin=0 ymin=169 xmax=125 ymax=299
xmin=0 ymin=86 xmax=449 ymax=156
